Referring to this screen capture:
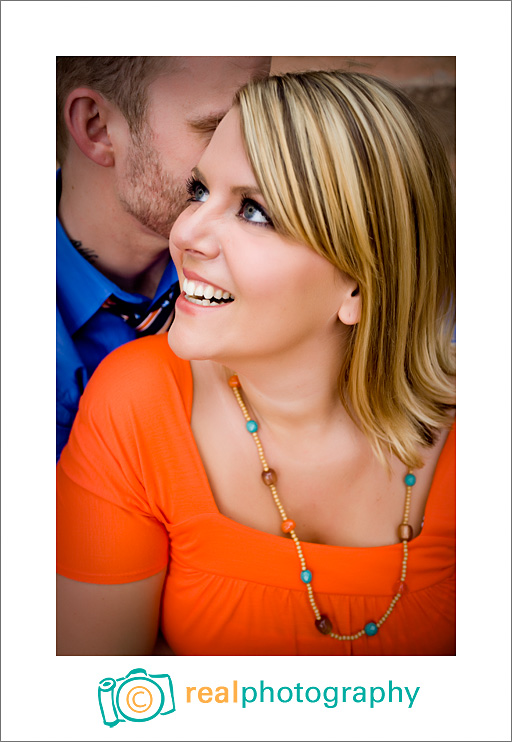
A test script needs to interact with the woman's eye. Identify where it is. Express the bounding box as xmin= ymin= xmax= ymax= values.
xmin=186 ymin=178 xmax=209 ymax=203
xmin=239 ymin=199 xmax=273 ymax=227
